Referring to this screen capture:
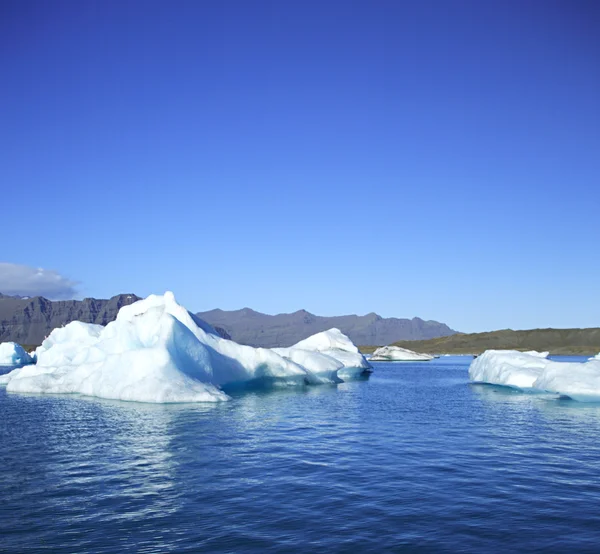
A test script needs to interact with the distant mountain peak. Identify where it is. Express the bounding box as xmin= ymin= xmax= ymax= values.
xmin=0 ymin=292 xmax=31 ymax=300
xmin=365 ymin=312 xmax=382 ymax=321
